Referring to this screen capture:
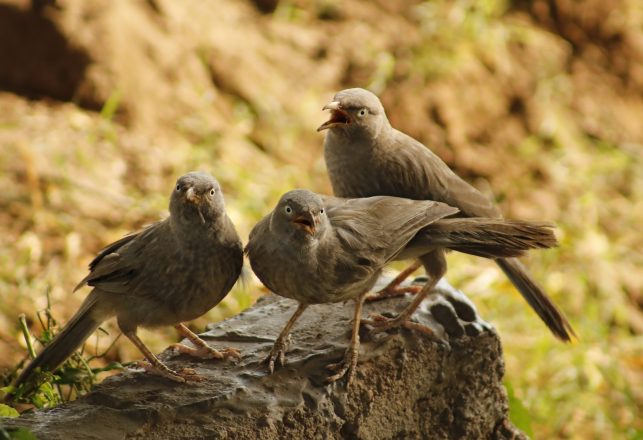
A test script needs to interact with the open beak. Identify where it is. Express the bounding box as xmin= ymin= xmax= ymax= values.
xmin=291 ymin=212 xmax=317 ymax=236
xmin=317 ymin=101 xmax=351 ymax=132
